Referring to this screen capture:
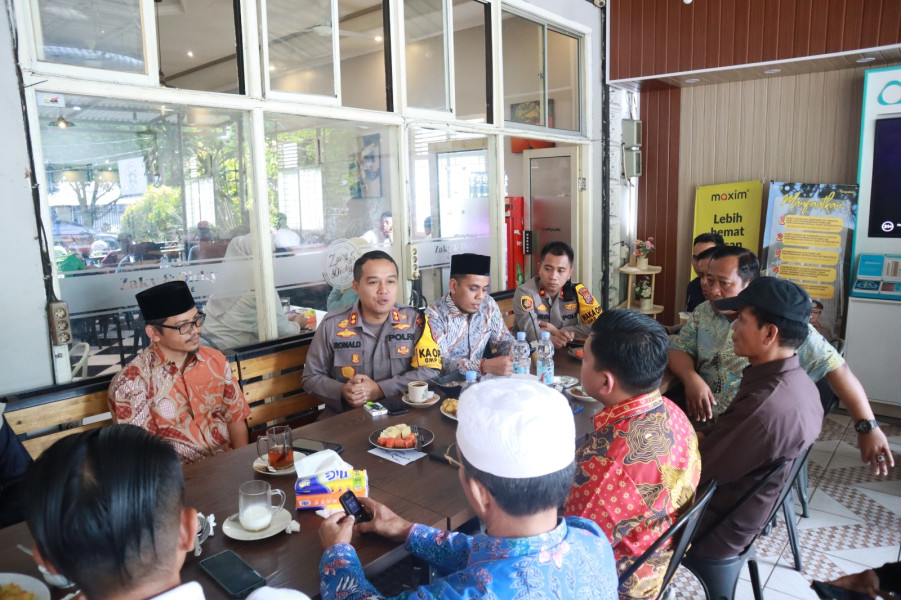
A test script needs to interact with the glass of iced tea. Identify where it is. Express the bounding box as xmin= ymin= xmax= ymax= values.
xmin=256 ymin=425 xmax=293 ymax=470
